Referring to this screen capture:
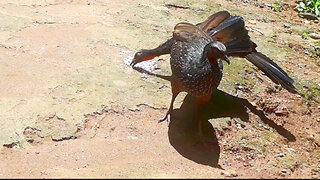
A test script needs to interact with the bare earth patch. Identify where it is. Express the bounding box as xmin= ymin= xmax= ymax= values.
xmin=0 ymin=0 xmax=319 ymax=178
